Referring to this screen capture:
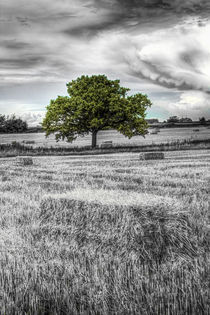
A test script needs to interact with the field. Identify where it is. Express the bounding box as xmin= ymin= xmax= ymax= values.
xmin=0 ymin=150 xmax=209 ymax=314
xmin=0 ymin=126 xmax=210 ymax=148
